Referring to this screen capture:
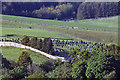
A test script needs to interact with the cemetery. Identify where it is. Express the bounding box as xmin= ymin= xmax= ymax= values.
xmin=0 ymin=35 xmax=107 ymax=61
xmin=0 ymin=3 xmax=120 ymax=78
